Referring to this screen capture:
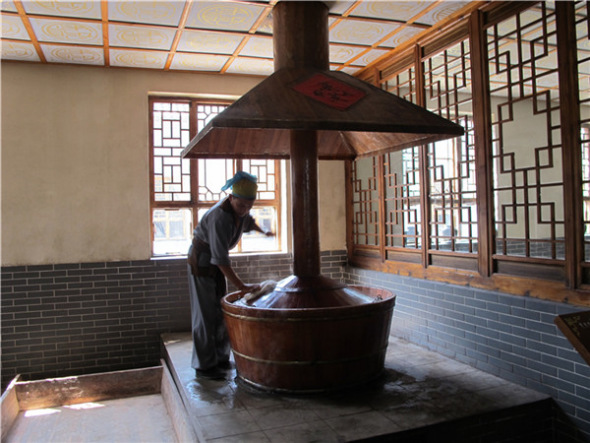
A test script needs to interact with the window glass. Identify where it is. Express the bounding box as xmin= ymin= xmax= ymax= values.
xmin=351 ymin=156 xmax=380 ymax=248
xmin=152 ymin=209 xmax=192 ymax=256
